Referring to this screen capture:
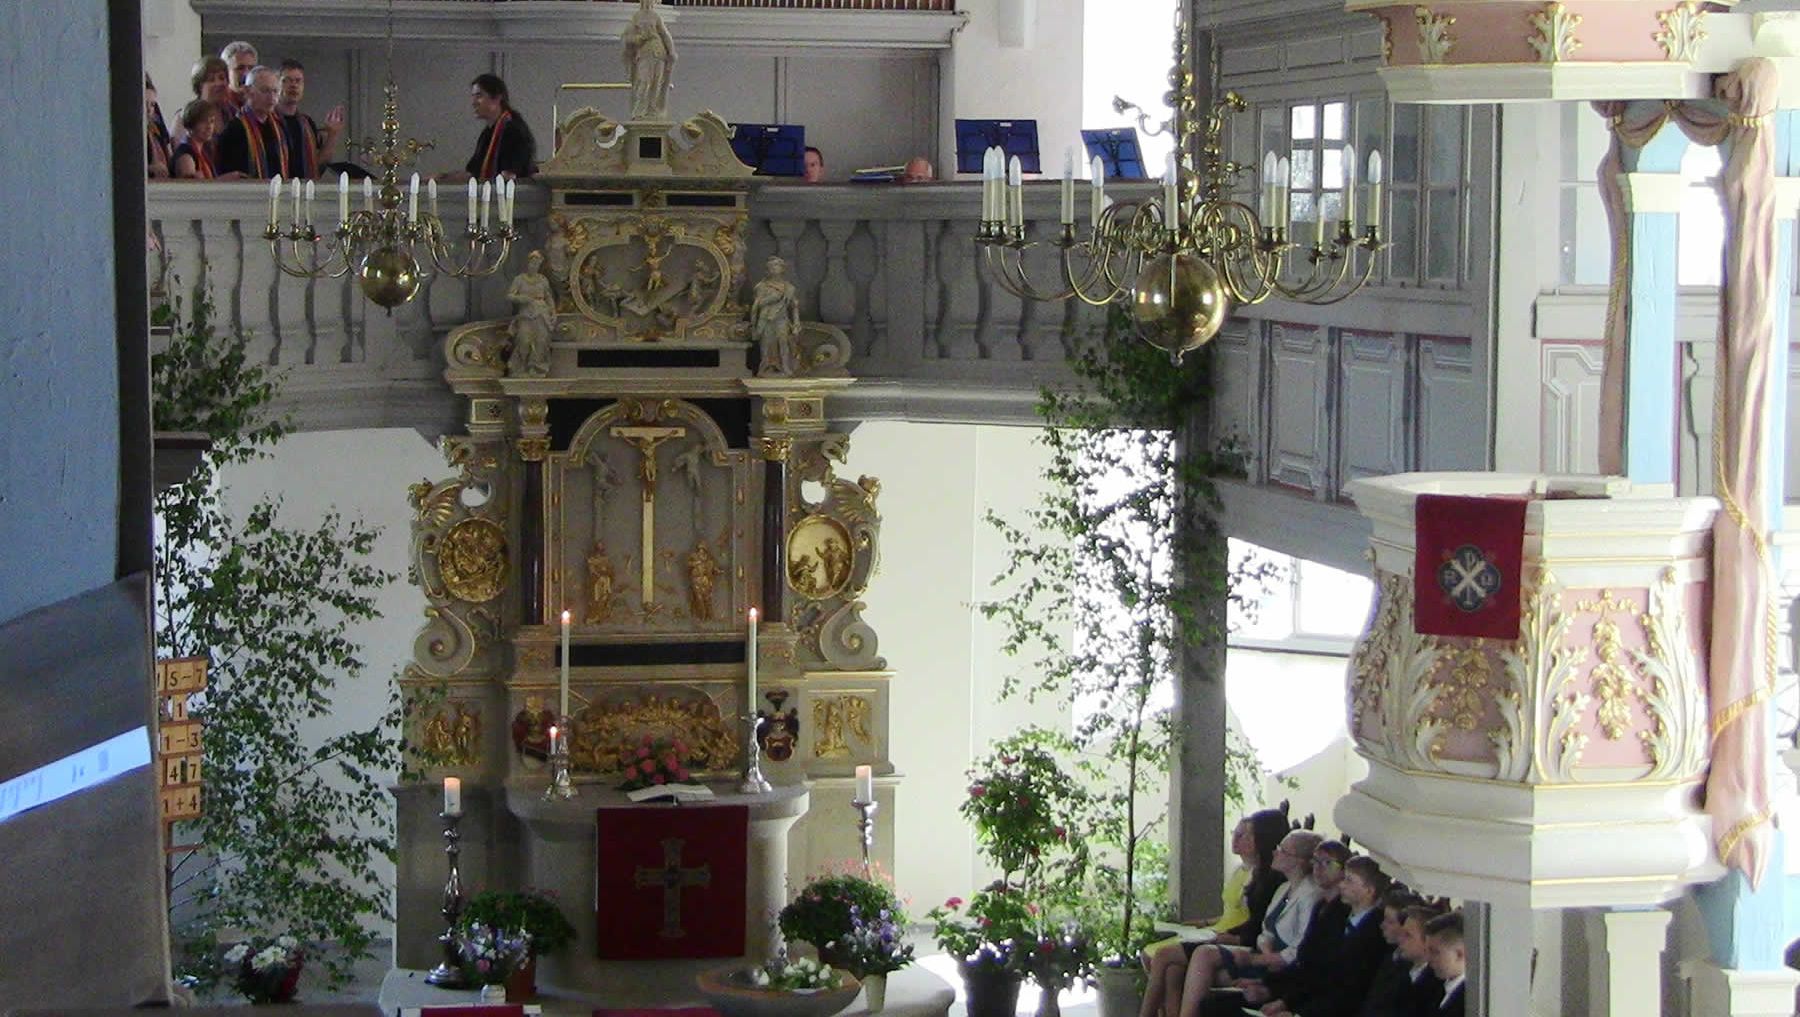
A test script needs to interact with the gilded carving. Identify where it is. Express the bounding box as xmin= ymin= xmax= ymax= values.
xmin=1414 ymin=6 xmax=1455 ymax=63
xmin=568 ymin=693 xmax=738 ymax=773
xmin=439 ymin=518 xmax=508 ymax=603
xmin=812 ymin=695 xmax=873 ymax=758
xmin=1528 ymin=2 xmax=1582 ymax=63
xmin=787 ymin=515 xmax=854 ymax=600
xmin=1654 ymin=1 xmax=1708 ymax=61
xmin=754 ymin=436 xmax=792 ymax=462
xmin=686 ymin=541 xmax=721 ymax=620
xmin=420 ymin=701 xmax=483 ymax=766
xmin=1574 ymin=590 xmax=1640 ymax=740
xmin=516 ymin=437 xmax=550 ymax=462
xmin=1426 ymin=643 xmax=1495 ymax=734
xmin=587 ymin=542 xmax=620 ymax=623
xmin=1630 ymin=568 xmax=1709 ymax=780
